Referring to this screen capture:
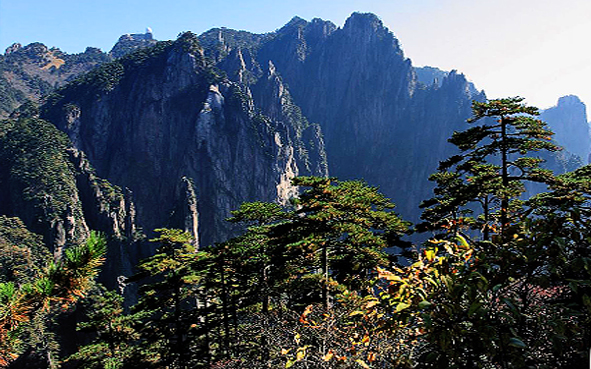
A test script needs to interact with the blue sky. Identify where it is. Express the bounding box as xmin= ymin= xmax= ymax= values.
xmin=1 ymin=0 xmax=591 ymax=114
